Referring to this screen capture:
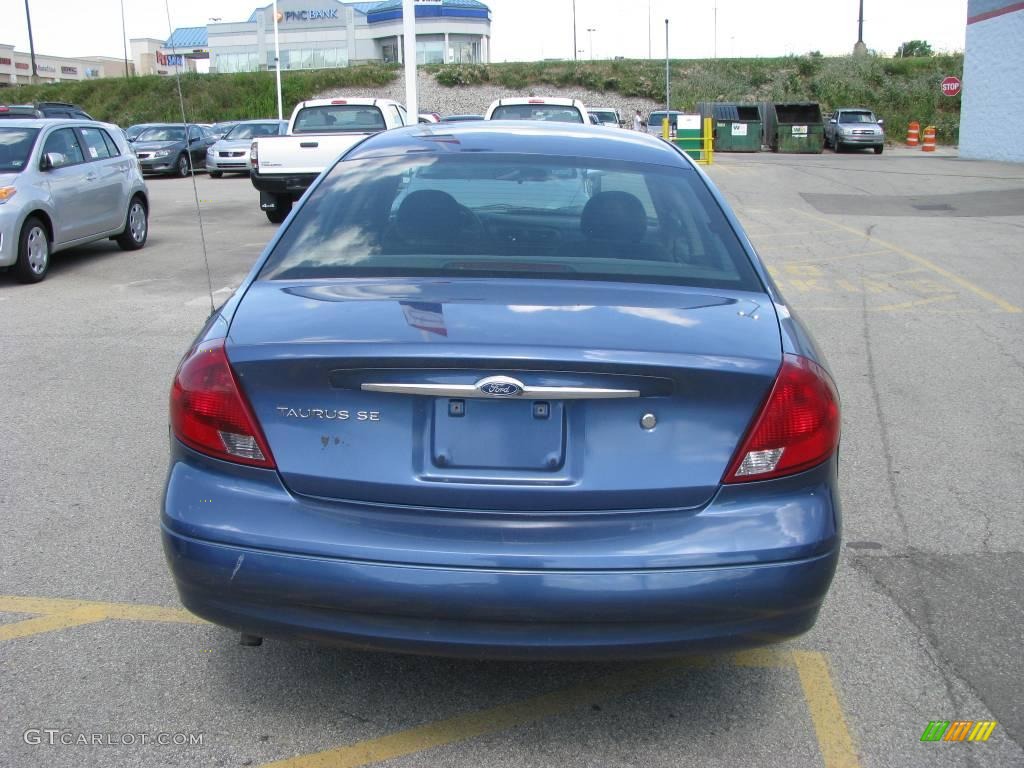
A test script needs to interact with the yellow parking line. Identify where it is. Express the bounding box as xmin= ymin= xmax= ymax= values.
xmin=263 ymin=657 xmax=707 ymax=768
xmin=0 ymin=607 xmax=109 ymax=642
xmin=264 ymin=650 xmax=859 ymax=768
xmin=0 ymin=594 xmax=861 ymax=768
xmin=793 ymin=651 xmax=861 ymax=768
xmin=0 ymin=594 xmax=203 ymax=642
xmin=791 ymin=208 xmax=1022 ymax=313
